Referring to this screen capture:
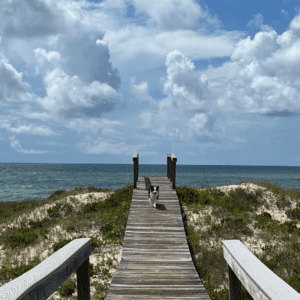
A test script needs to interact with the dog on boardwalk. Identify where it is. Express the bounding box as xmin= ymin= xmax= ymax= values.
xmin=148 ymin=185 xmax=159 ymax=208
